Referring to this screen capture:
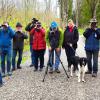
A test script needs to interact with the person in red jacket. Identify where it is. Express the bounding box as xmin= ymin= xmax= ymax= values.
xmin=30 ymin=22 xmax=46 ymax=71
